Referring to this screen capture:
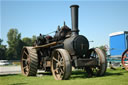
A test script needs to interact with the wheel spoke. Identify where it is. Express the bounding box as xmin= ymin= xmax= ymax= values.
xmin=60 ymin=64 xmax=64 ymax=67
xmin=23 ymin=66 xmax=27 ymax=69
xmin=54 ymin=68 xmax=59 ymax=73
xmin=60 ymin=67 xmax=64 ymax=74
xmin=57 ymin=52 xmax=61 ymax=61
xmin=93 ymin=52 xmax=95 ymax=57
xmin=24 ymin=51 xmax=29 ymax=57
xmin=22 ymin=58 xmax=27 ymax=61
xmin=60 ymin=57 xmax=63 ymax=62
xmin=53 ymin=57 xmax=59 ymax=62
xmin=60 ymin=62 xmax=64 ymax=66
xmin=57 ymin=68 xmax=63 ymax=79
xmin=27 ymin=58 xmax=30 ymax=63
xmin=59 ymin=71 xmax=62 ymax=77
xmin=23 ymin=66 xmax=28 ymax=71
